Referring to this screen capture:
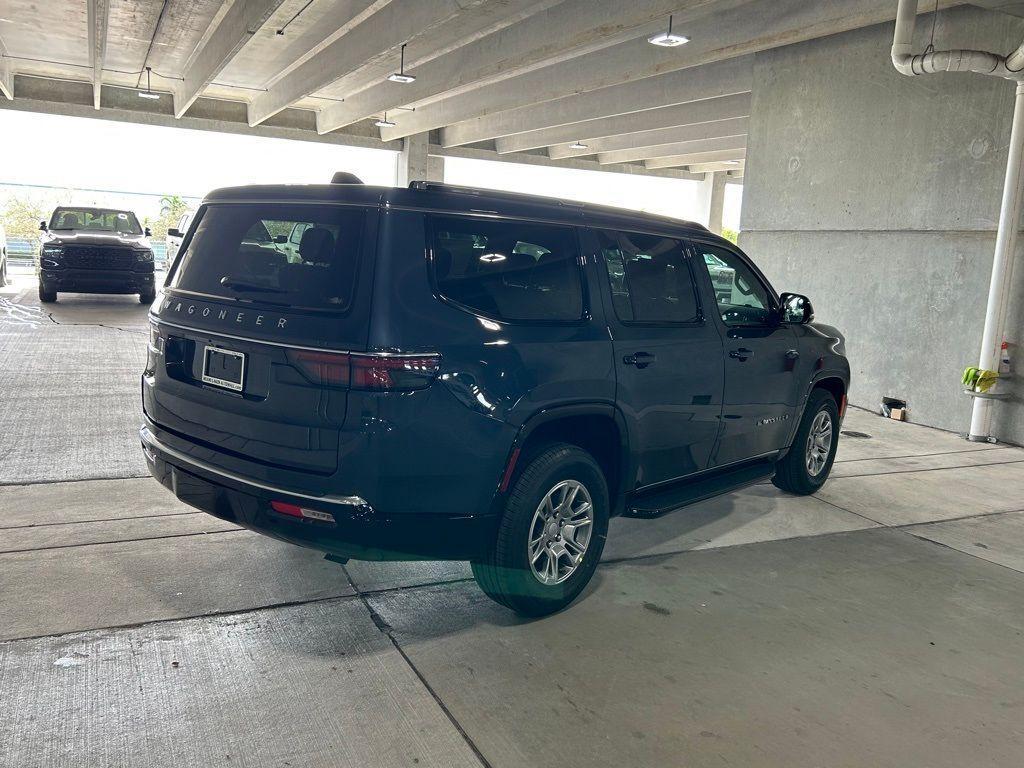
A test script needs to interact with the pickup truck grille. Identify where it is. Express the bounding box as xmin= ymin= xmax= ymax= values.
xmin=62 ymin=246 xmax=135 ymax=270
